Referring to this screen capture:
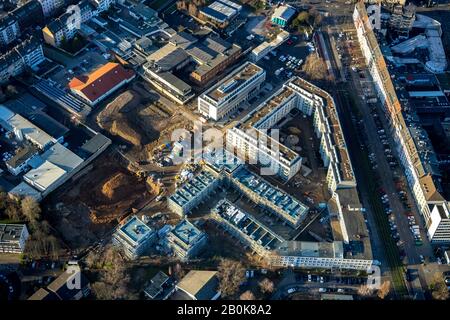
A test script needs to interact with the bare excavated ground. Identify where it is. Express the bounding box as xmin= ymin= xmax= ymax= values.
xmin=43 ymin=153 xmax=151 ymax=249
xmin=96 ymin=84 xmax=191 ymax=163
